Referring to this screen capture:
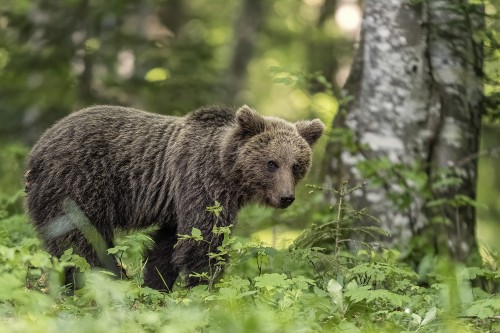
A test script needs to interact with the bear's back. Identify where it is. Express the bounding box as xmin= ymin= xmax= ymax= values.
xmin=26 ymin=106 xmax=184 ymax=231
xmin=29 ymin=106 xmax=178 ymax=164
